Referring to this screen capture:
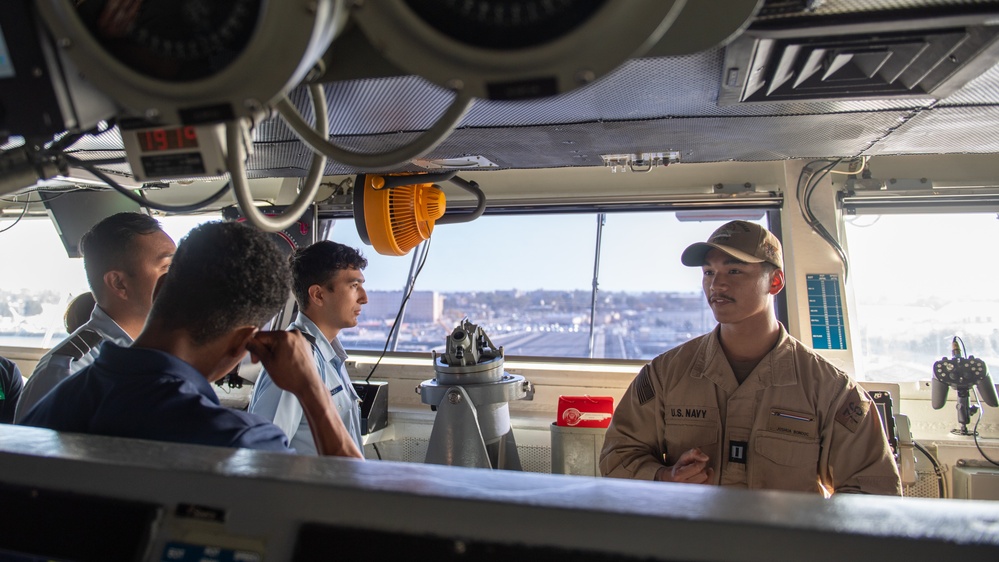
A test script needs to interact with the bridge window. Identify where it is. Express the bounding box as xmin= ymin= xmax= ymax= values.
xmin=329 ymin=211 xmax=770 ymax=361
xmin=0 ymin=214 xmax=216 ymax=348
xmin=845 ymin=212 xmax=999 ymax=382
